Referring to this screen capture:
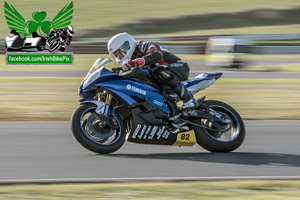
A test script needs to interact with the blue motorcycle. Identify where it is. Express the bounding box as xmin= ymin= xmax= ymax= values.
xmin=71 ymin=58 xmax=245 ymax=154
